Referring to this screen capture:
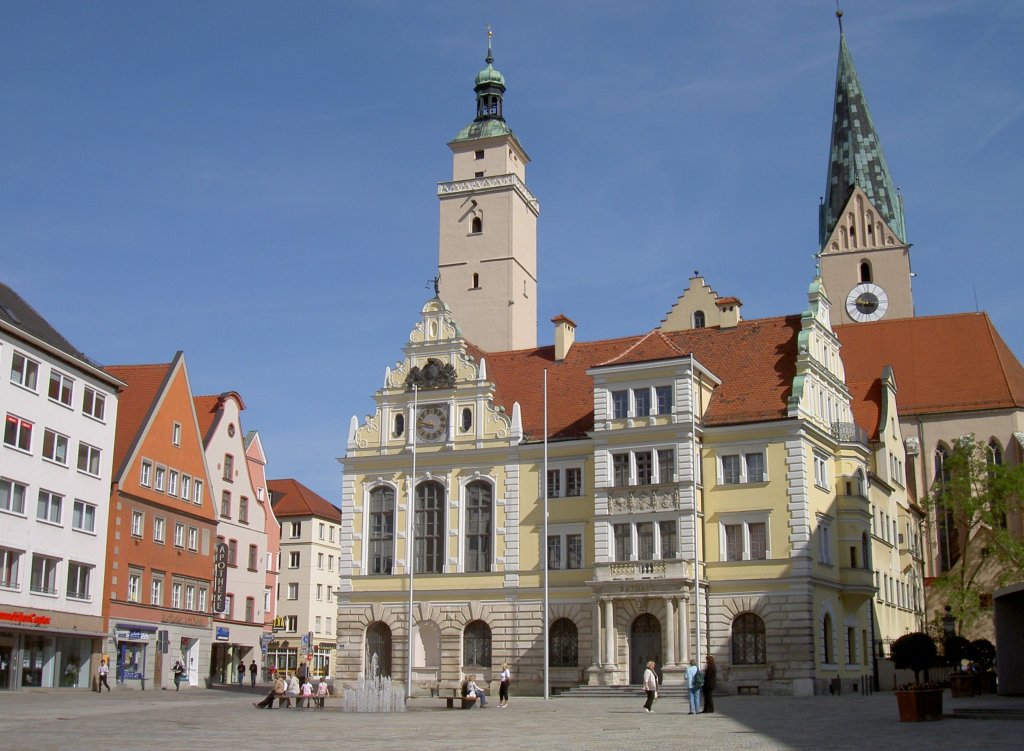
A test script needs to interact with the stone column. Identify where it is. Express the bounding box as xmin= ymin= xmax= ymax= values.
xmin=664 ymin=597 xmax=676 ymax=666
xmin=603 ymin=598 xmax=616 ymax=667
xmin=592 ymin=600 xmax=602 ymax=666
xmin=679 ymin=596 xmax=690 ymax=663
